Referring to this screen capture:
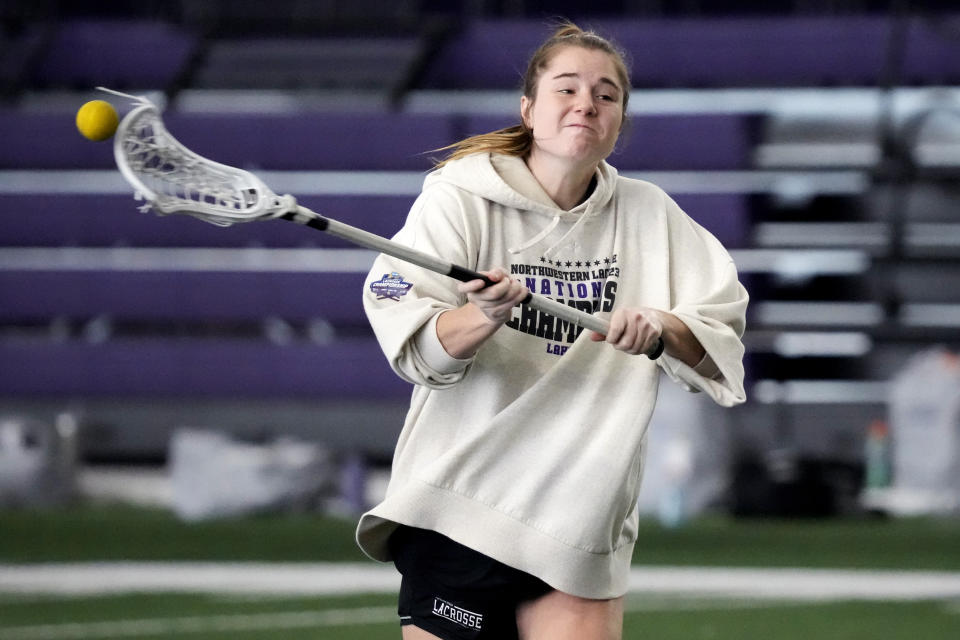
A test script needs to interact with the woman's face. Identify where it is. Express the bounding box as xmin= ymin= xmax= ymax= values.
xmin=521 ymin=46 xmax=625 ymax=168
